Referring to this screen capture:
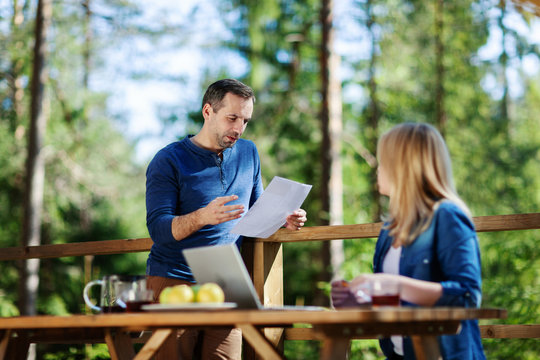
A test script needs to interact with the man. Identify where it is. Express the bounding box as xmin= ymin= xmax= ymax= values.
xmin=145 ymin=79 xmax=307 ymax=359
